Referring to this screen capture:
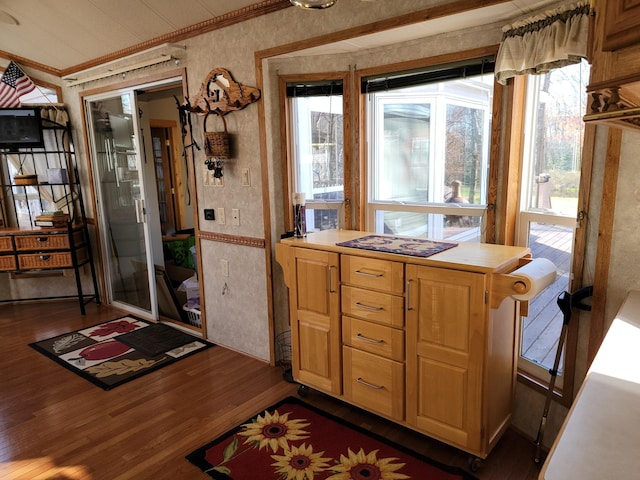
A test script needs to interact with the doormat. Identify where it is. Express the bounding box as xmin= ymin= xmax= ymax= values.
xmin=29 ymin=316 xmax=212 ymax=390
xmin=336 ymin=234 xmax=458 ymax=258
xmin=187 ymin=396 xmax=477 ymax=480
